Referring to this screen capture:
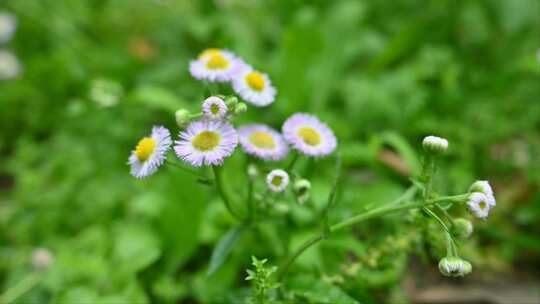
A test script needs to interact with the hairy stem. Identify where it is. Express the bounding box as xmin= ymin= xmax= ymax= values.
xmin=212 ymin=166 xmax=242 ymax=220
